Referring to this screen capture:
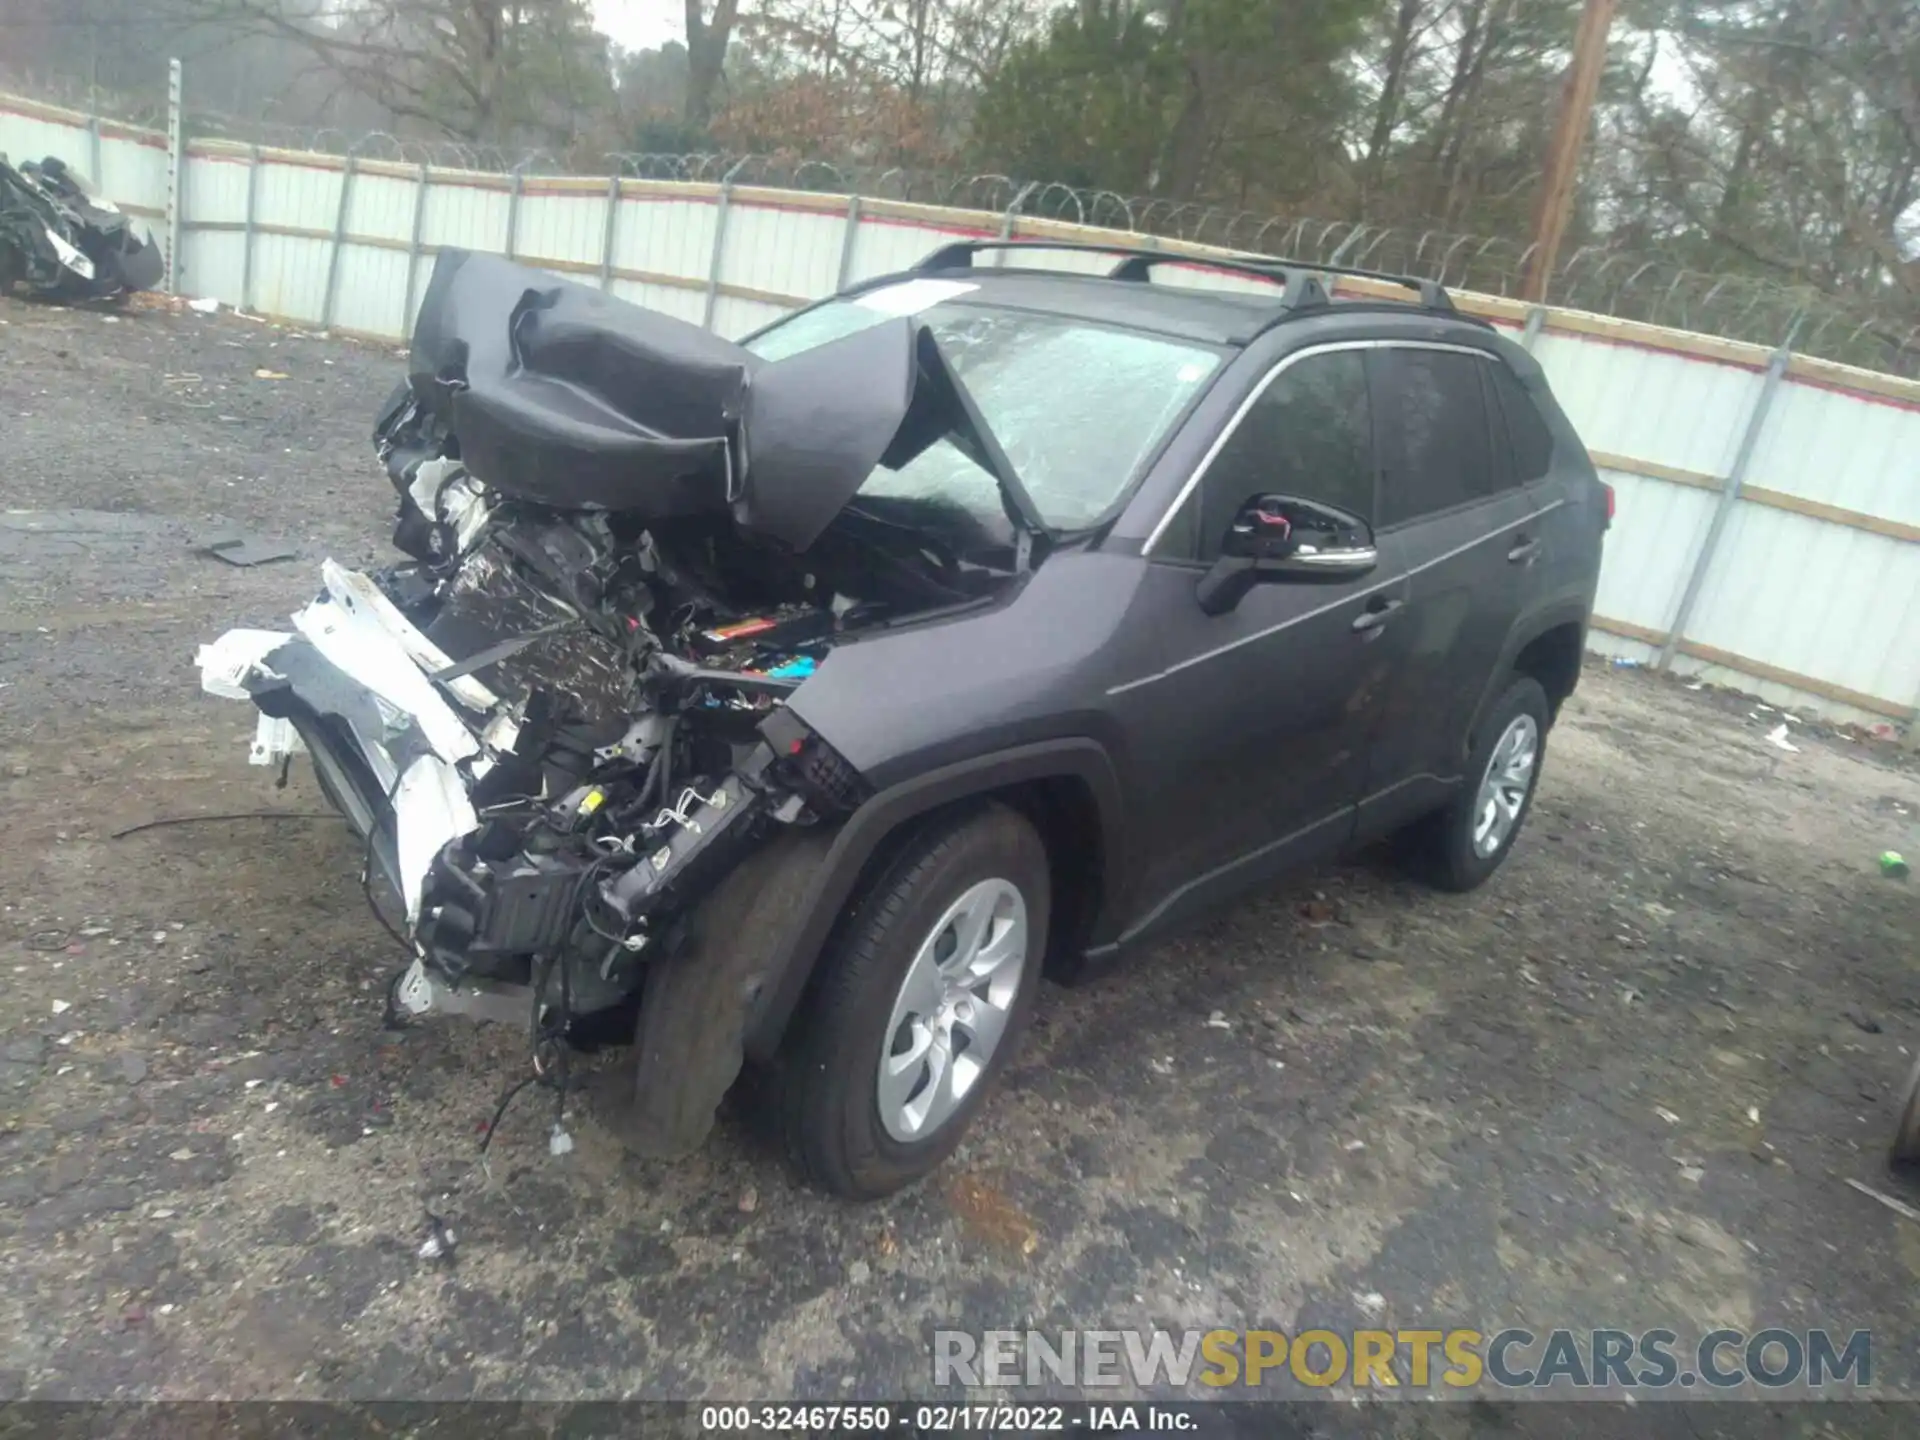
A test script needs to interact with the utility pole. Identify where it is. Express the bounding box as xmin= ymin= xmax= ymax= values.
xmin=1520 ymin=0 xmax=1617 ymax=303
